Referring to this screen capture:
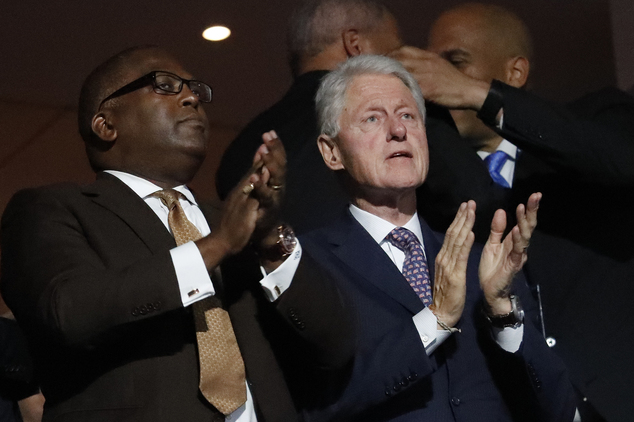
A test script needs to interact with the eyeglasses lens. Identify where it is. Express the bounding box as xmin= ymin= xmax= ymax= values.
xmin=152 ymin=72 xmax=212 ymax=103
xmin=188 ymin=80 xmax=212 ymax=103
xmin=154 ymin=74 xmax=182 ymax=94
